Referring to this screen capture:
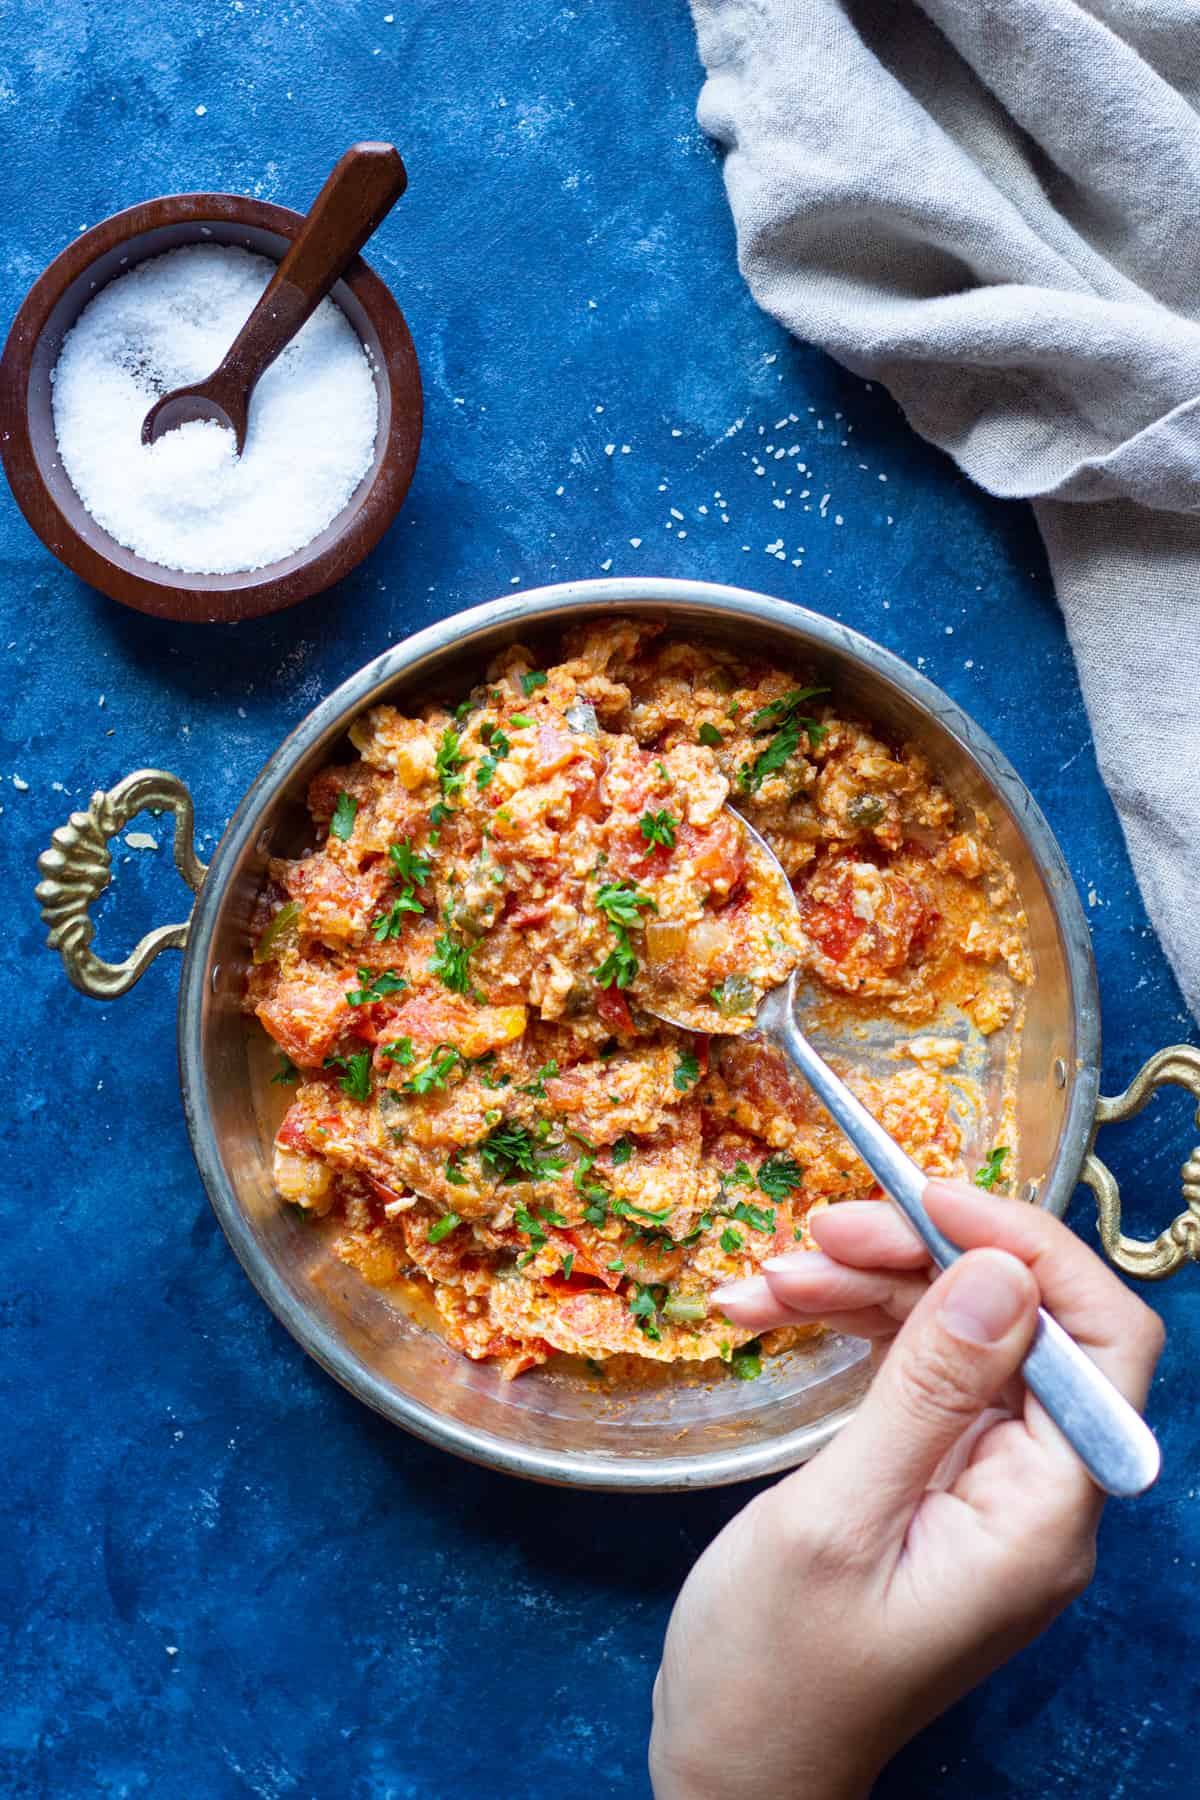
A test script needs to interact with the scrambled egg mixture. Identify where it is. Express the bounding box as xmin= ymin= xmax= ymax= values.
xmin=247 ymin=620 xmax=1028 ymax=1379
